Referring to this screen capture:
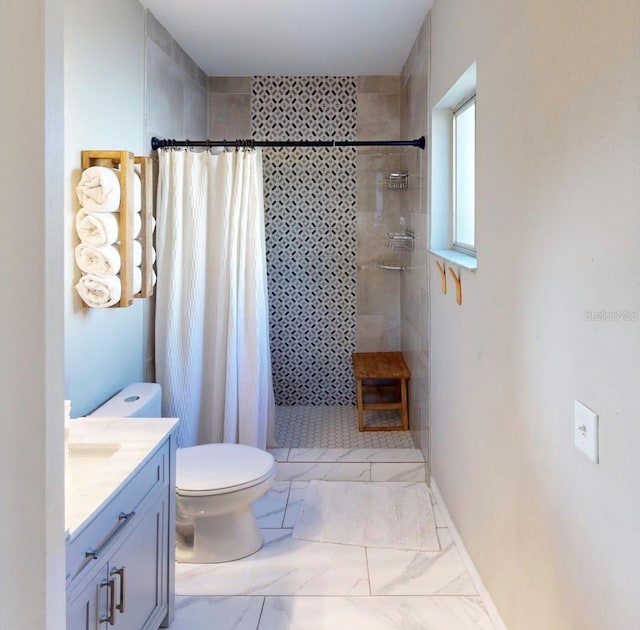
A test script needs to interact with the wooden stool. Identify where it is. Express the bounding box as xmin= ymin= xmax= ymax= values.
xmin=352 ymin=352 xmax=410 ymax=431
